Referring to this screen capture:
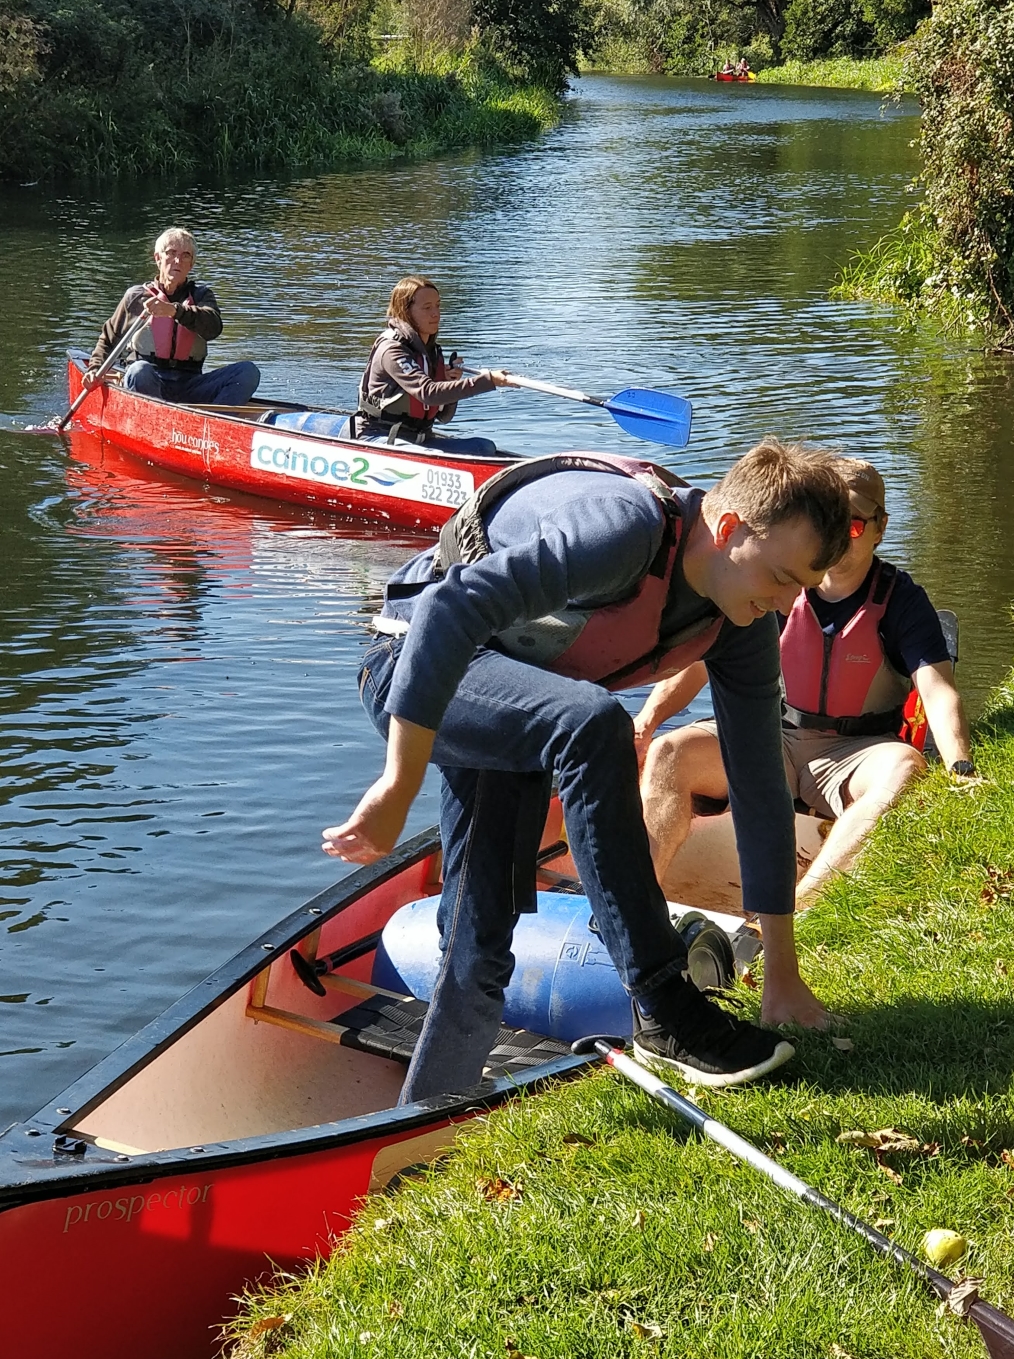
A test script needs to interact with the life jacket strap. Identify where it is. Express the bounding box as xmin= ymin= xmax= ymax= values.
xmin=782 ymin=704 xmax=905 ymax=737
